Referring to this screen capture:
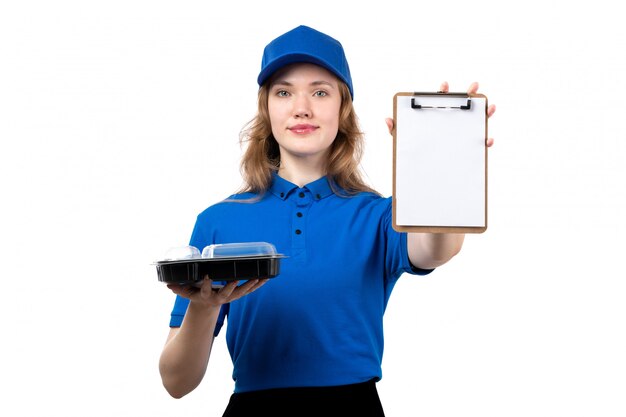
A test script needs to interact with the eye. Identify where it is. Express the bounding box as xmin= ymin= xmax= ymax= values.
xmin=276 ymin=90 xmax=290 ymax=97
xmin=314 ymin=90 xmax=328 ymax=97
